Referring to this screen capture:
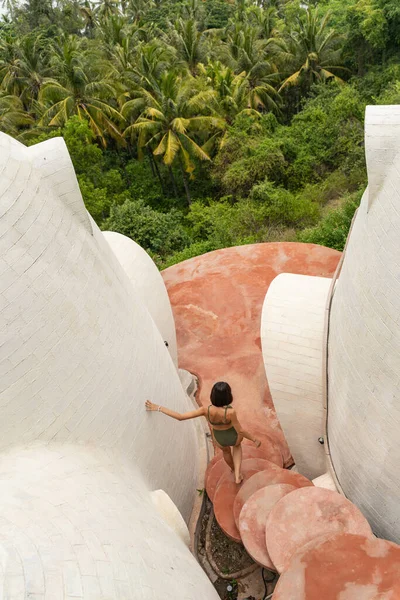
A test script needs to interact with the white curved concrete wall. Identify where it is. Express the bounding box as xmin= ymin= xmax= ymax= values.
xmin=103 ymin=230 xmax=178 ymax=365
xmin=261 ymin=273 xmax=331 ymax=479
xmin=28 ymin=137 xmax=93 ymax=234
xmin=151 ymin=489 xmax=191 ymax=546
xmin=0 ymin=443 xmax=217 ymax=599
xmin=0 ymin=133 xmax=218 ymax=599
xmin=328 ymin=106 xmax=400 ymax=542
